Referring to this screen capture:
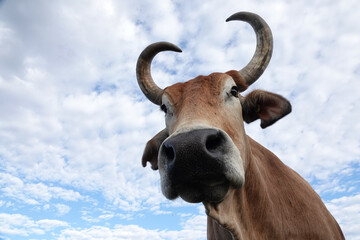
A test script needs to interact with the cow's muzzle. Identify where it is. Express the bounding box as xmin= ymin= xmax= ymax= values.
xmin=158 ymin=128 xmax=244 ymax=203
